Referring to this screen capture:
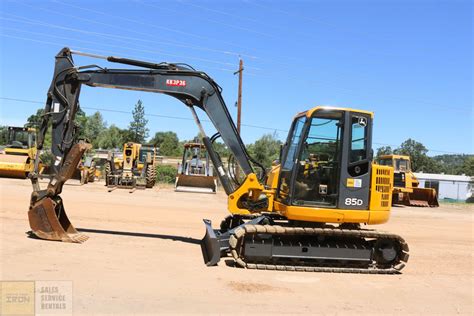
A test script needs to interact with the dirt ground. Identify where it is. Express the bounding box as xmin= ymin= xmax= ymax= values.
xmin=1 ymin=177 xmax=472 ymax=315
